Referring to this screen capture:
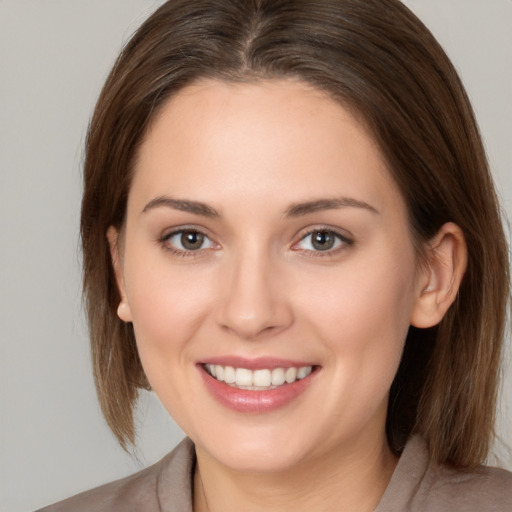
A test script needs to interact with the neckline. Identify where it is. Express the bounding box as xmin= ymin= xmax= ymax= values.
xmin=157 ymin=435 xmax=429 ymax=512
xmin=374 ymin=435 xmax=429 ymax=511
